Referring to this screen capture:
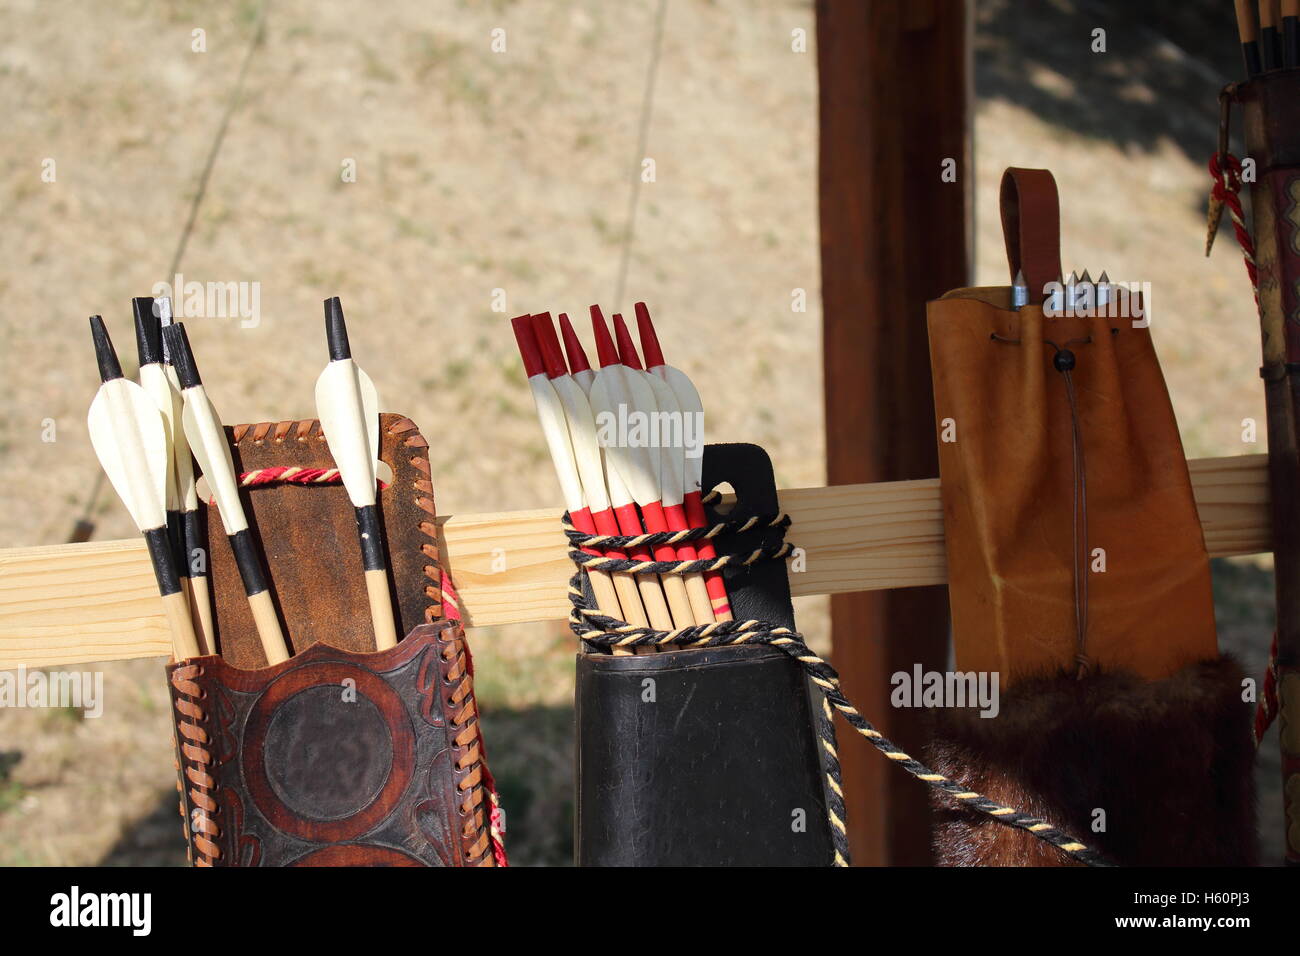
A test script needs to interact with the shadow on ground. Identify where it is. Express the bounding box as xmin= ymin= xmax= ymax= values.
xmin=978 ymin=0 xmax=1242 ymax=165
